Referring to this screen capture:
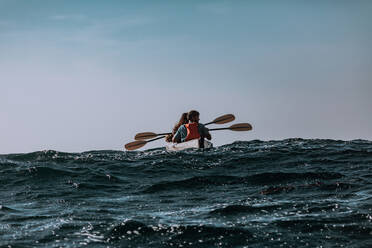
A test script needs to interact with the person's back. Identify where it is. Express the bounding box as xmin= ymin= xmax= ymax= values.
xmin=165 ymin=113 xmax=188 ymax=142
xmin=172 ymin=110 xmax=211 ymax=143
